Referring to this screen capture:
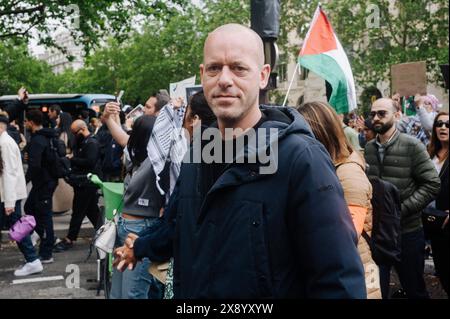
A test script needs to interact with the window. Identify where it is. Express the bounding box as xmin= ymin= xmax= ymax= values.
xmin=277 ymin=54 xmax=288 ymax=83
xmin=299 ymin=66 xmax=309 ymax=81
